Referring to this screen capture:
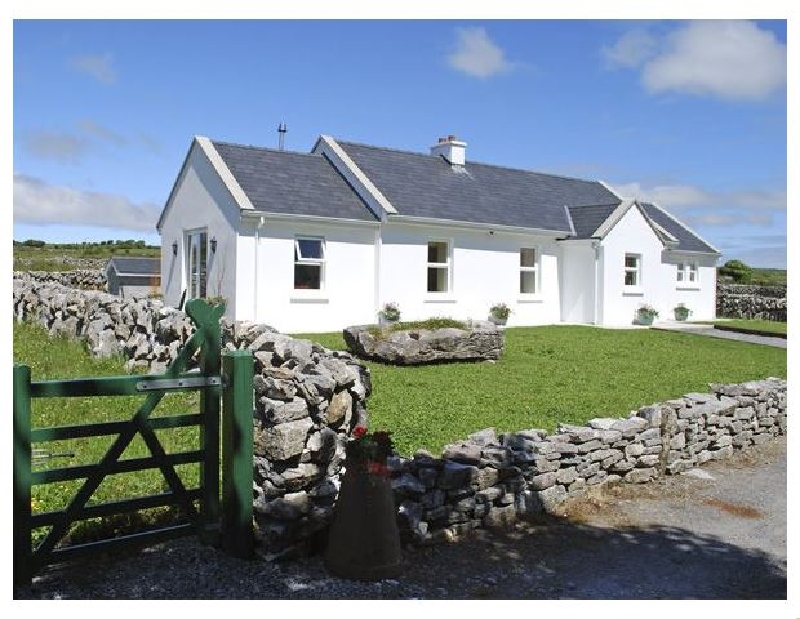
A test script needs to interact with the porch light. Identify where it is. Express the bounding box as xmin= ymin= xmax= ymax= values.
xmin=172 ymin=240 xmax=178 ymax=256
xmin=210 ymin=237 xmax=217 ymax=254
